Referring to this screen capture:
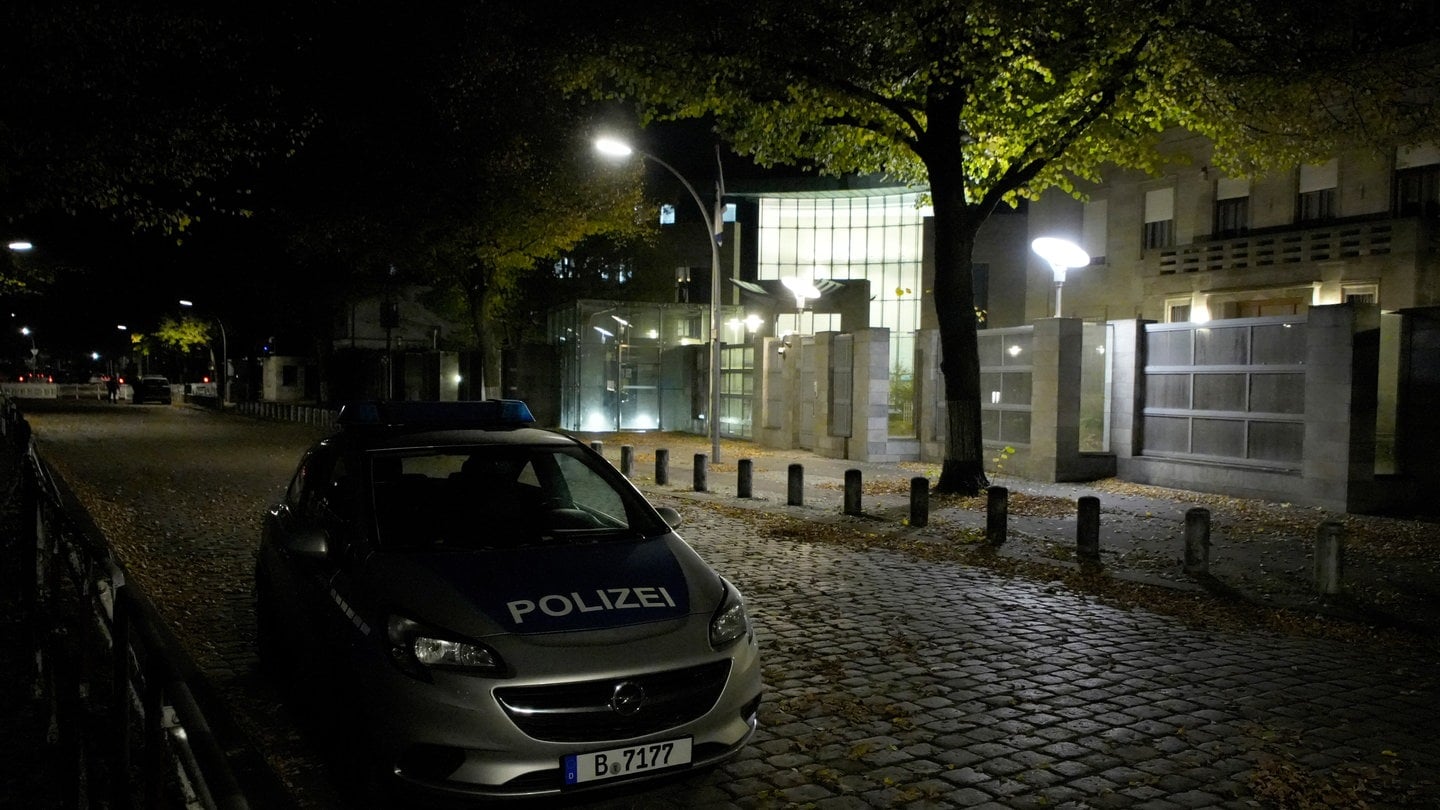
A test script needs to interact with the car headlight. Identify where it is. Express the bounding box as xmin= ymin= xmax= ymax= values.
xmin=709 ymin=580 xmax=751 ymax=649
xmin=387 ymin=615 xmax=507 ymax=678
